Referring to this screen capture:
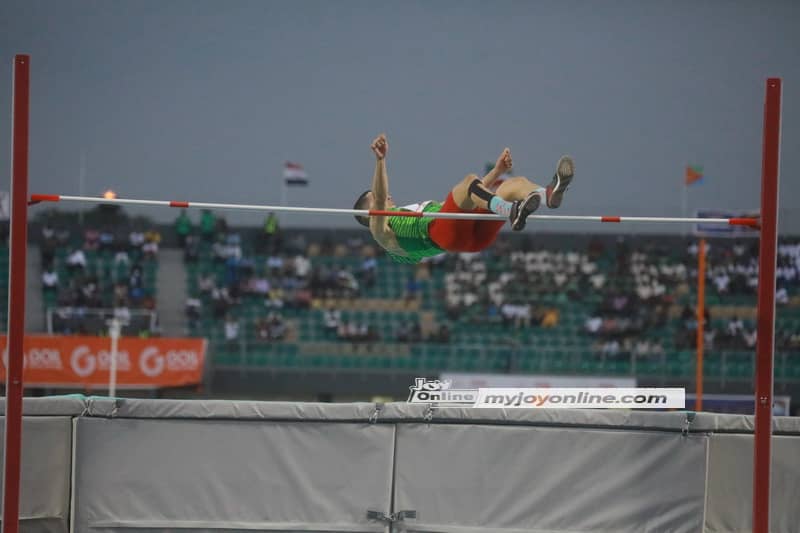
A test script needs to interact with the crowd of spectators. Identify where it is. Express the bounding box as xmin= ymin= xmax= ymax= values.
xmin=443 ymin=246 xmax=601 ymax=328
xmin=40 ymin=220 xmax=160 ymax=336
xmin=40 ymin=206 xmax=799 ymax=364
xmin=181 ymin=210 xmax=384 ymax=345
